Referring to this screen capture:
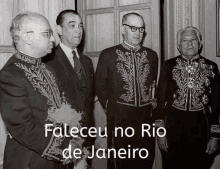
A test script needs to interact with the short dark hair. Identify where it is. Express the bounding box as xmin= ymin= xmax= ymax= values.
xmin=122 ymin=12 xmax=144 ymax=25
xmin=56 ymin=9 xmax=79 ymax=25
